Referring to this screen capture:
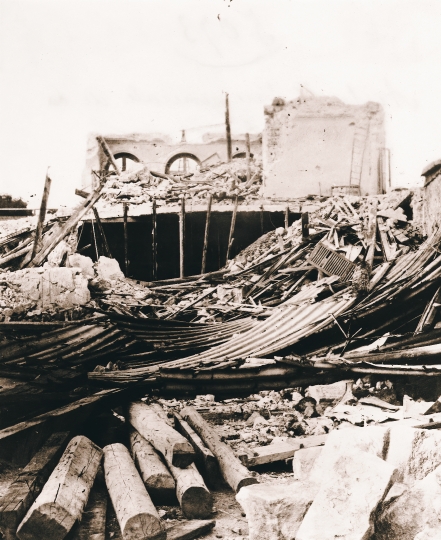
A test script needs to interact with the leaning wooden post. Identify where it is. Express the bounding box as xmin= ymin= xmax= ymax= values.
xmin=260 ymin=205 xmax=264 ymax=235
xmin=201 ymin=194 xmax=212 ymax=274
xmin=285 ymin=206 xmax=290 ymax=230
xmin=180 ymin=406 xmax=258 ymax=493
xmin=93 ymin=207 xmax=112 ymax=258
xmin=179 ymin=196 xmax=186 ymax=278
xmin=225 ymin=93 xmax=232 ymax=162
xmin=245 ymin=133 xmax=251 ymax=183
xmin=31 ymin=172 xmax=52 ymax=260
xmin=226 ymin=195 xmax=238 ymax=263
xmin=96 ymin=136 xmax=121 ymax=175
xmin=365 ymin=198 xmax=378 ymax=269
xmin=123 ymin=203 xmax=129 ymax=276
xmin=301 ymin=212 xmax=309 ymax=240
xmin=103 ymin=444 xmax=166 ymax=540
xmin=152 ymin=198 xmax=158 ymax=280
